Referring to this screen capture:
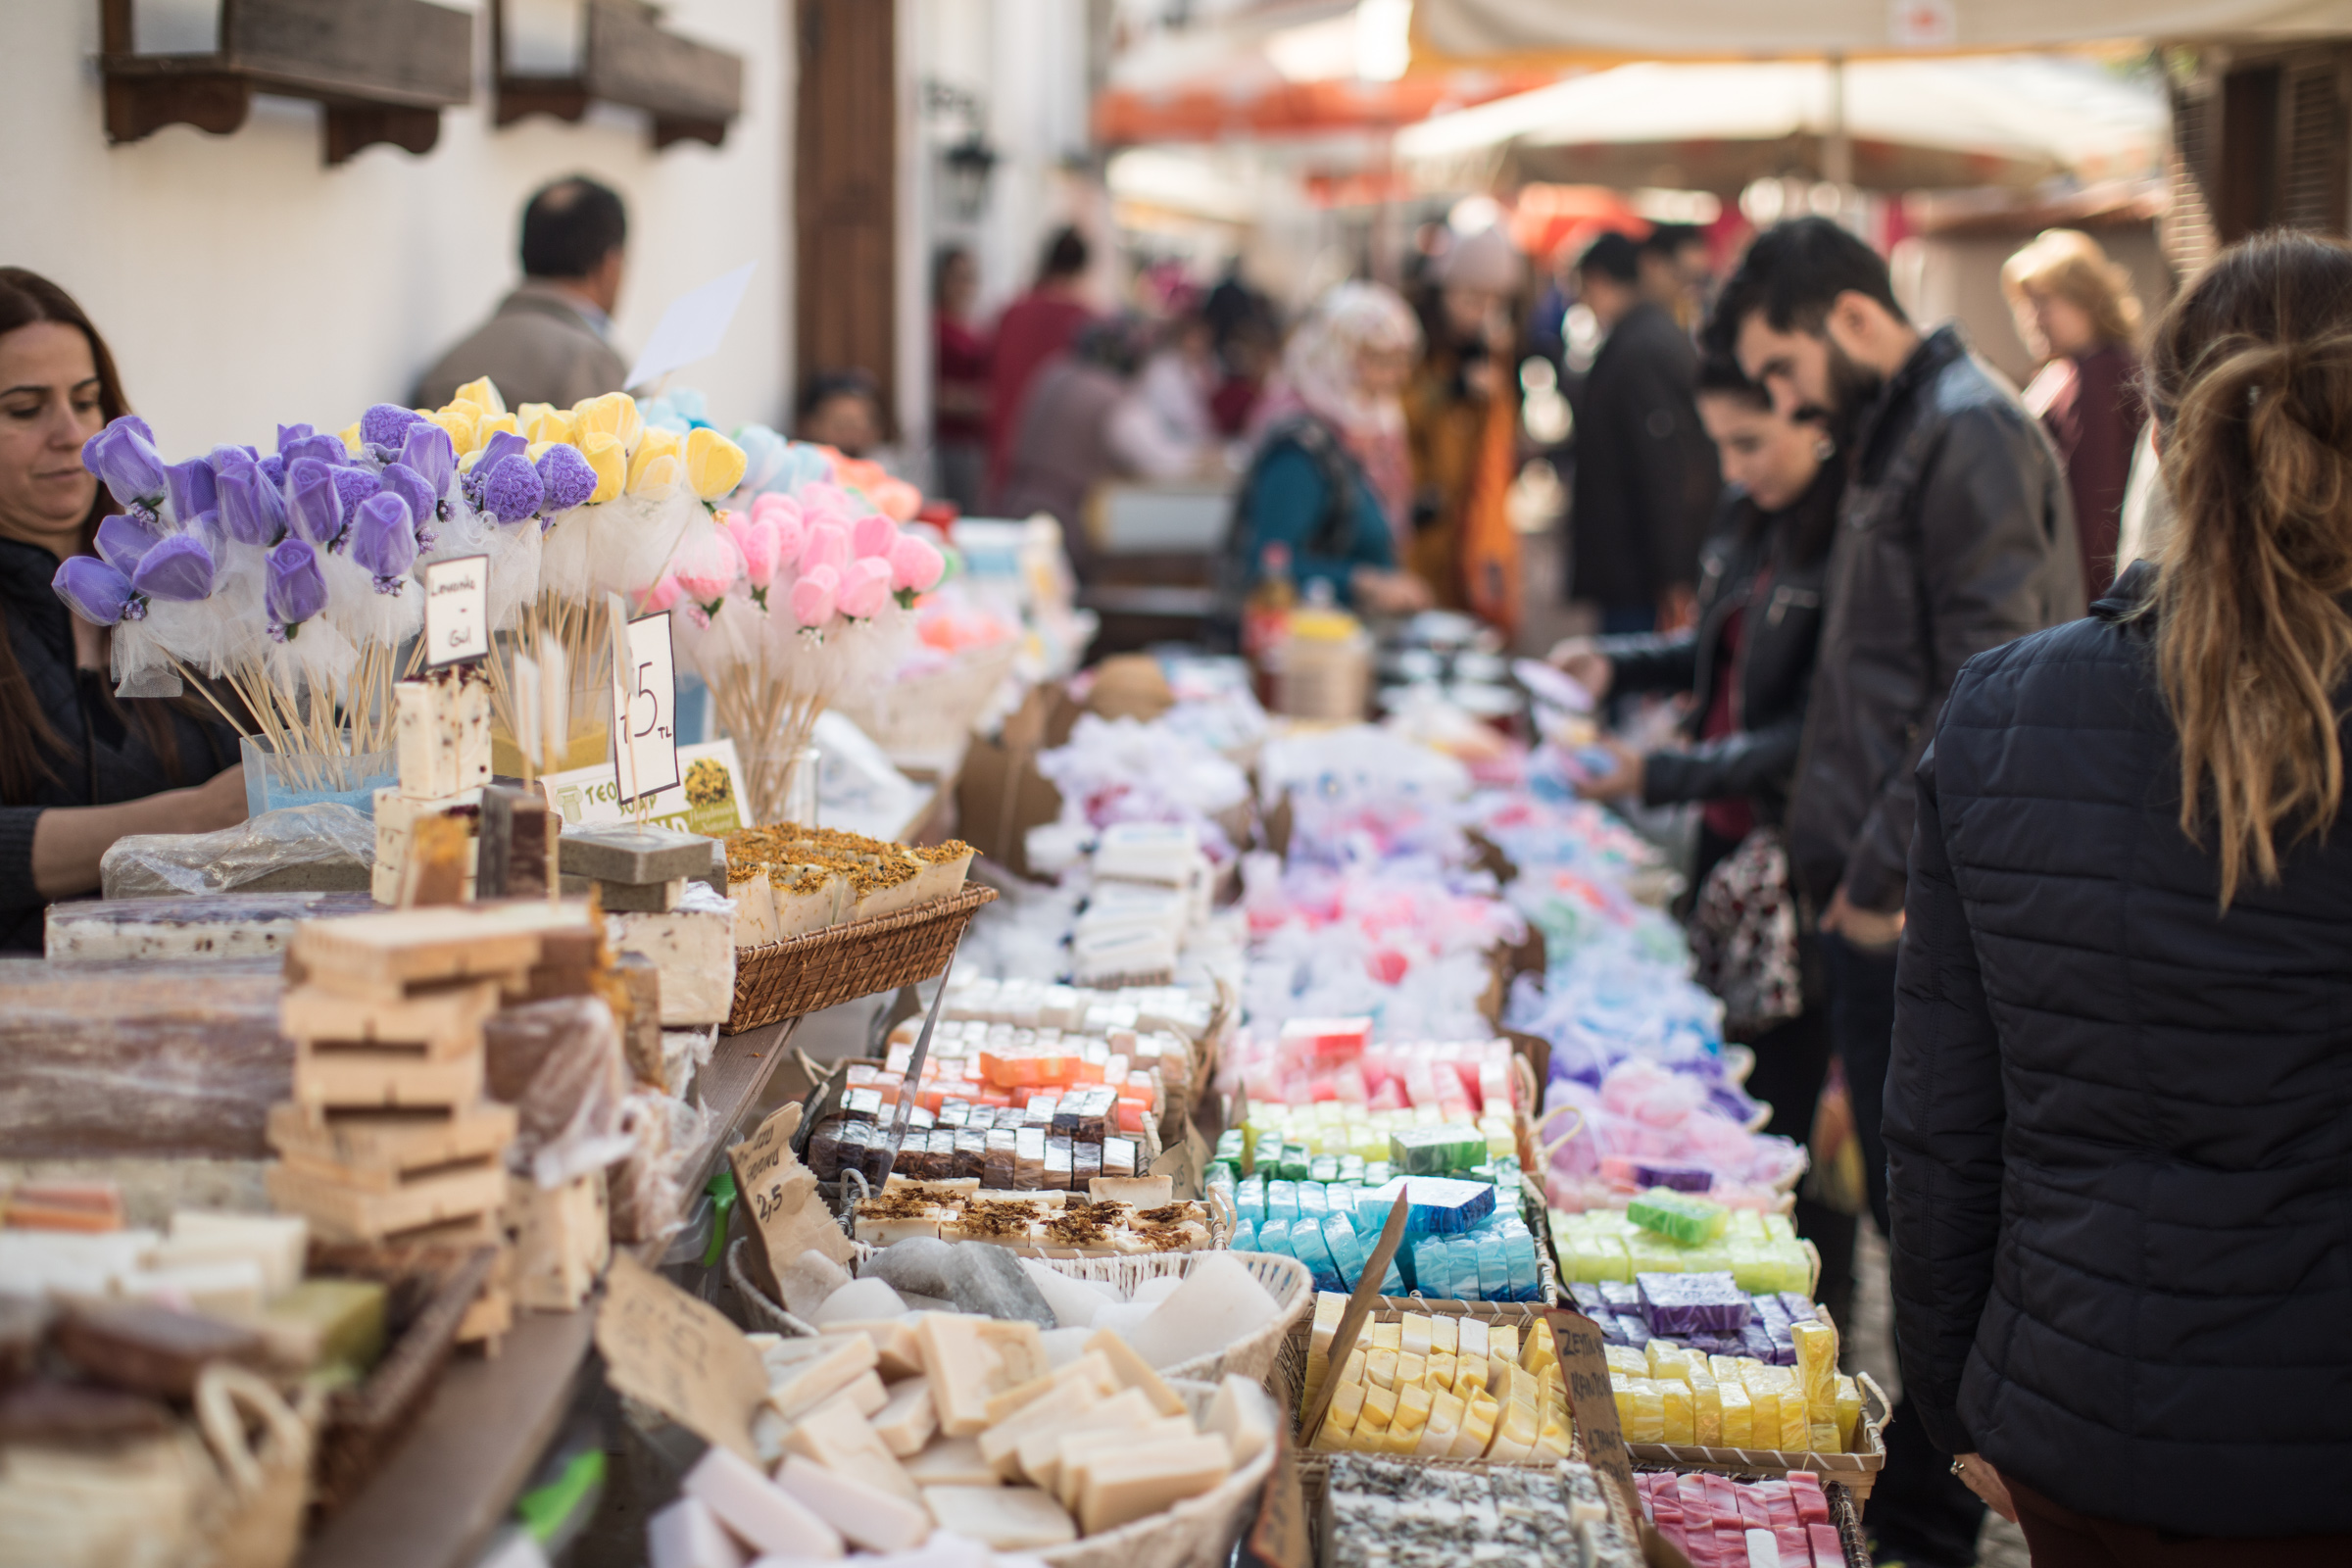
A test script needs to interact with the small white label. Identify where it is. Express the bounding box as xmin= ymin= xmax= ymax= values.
xmin=610 ymin=608 xmax=681 ymax=805
xmin=422 ymin=555 xmax=489 ymax=666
